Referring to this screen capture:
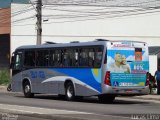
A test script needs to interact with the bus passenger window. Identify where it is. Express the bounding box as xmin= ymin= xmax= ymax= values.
xmin=49 ymin=50 xmax=62 ymax=67
xmin=50 ymin=50 xmax=55 ymax=66
xmin=94 ymin=48 xmax=103 ymax=68
xmin=36 ymin=50 xmax=49 ymax=67
xmin=79 ymin=48 xmax=89 ymax=67
xmin=63 ymin=49 xmax=71 ymax=67
xmin=55 ymin=50 xmax=62 ymax=67
xmin=71 ymin=49 xmax=79 ymax=67
xmin=45 ymin=54 xmax=49 ymax=66
xmin=36 ymin=51 xmax=41 ymax=66
xmin=89 ymin=49 xmax=94 ymax=67
xmin=24 ymin=51 xmax=35 ymax=67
